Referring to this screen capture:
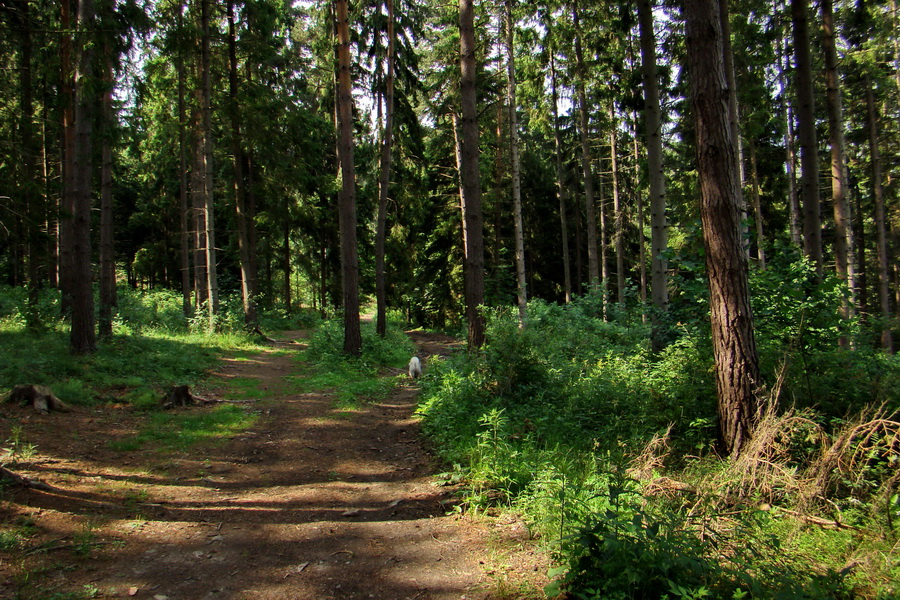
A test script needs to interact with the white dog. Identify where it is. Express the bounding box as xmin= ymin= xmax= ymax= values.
xmin=408 ymin=356 xmax=423 ymax=379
